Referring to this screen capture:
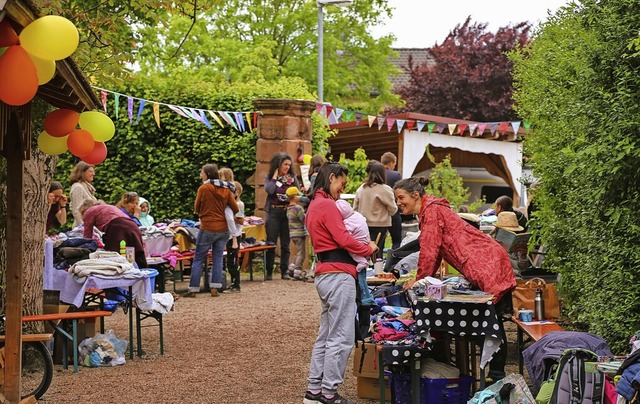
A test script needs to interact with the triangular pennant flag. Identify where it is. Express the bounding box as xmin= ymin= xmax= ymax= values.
xmin=193 ymin=108 xmax=207 ymax=123
xmin=320 ymin=105 xmax=327 ymax=119
xmin=135 ymin=99 xmax=146 ymax=123
xmin=447 ymin=124 xmax=457 ymax=135
xmin=327 ymin=110 xmax=338 ymax=125
xmin=114 ymin=94 xmax=120 ymax=120
xmin=436 ymin=123 xmax=446 ymax=133
xmin=234 ymin=112 xmax=245 ymax=132
xmin=468 ymin=123 xmax=478 ymax=136
xmin=367 ymin=115 xmax=376 ymax=127
xmin=406 ymin=120 xmax=415 ymax=131
xmin=396 ymin=119 xmax=405 ymax=134
xmin=386 ymin=118 xmax=395 ymax=131
xmin=208 ymin=110 xmax=225 ymax=127
xmin=325 ymin=105 xmax=333 ymax=117
xmin=168 ymin=105 xmax=189 ymax=118
xmin=498 ymin=122 xmax=509 ymax=134
xmin=127 ymin=97 xmax=133 ymax=123
xmin=489 ymin=123 xmax=498 ymax=134
xmin=186 ymin=108 xmax=201 ymax=121
xmin=377 ymin=117 xmax=384 ymax=130
xmin=245 ymin=112 xmax=253 ymax=132
xmin=477 ymin=123 xmax=487 ymax=136
xmin=178 ymin=107 xmax=193 ymax=119
xmin=511 ymin=121 xmax=521 ymax=135
xmin=222 ymin=112 xmax=238 ymax=130
xmin=343 ymin=111 xmax=354 ymax=122
xmin=523 ymin=121 xmax=532 ymax=131
xmin=458 ymin=124 xmax=468 ymax=136
xmin=427 ymin=122 xmax=436 ymax=133
xmin=416 ymin=121 xmax=426 ymax=132
xmin=101 ymin=90 xmax=107 ymax=113
xmin=253 ymin=112 xmax=259 ymax=129
xmin=355 ymin=113 xmax=362 ymax=126
xmin=199 ymin=110 xmax=212 ymax=129
xmin=153 ymin=103 xmax=160 ymax=128
xmin=335 ymin=108 xmax=344 ymax=121
xmin=315 ymin=103 xmax=323 ymax=114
